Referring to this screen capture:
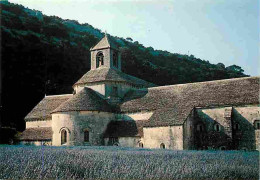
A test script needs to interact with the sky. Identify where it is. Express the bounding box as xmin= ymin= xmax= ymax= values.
xmin=9 ymin=0 xmax=259 ymax=76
